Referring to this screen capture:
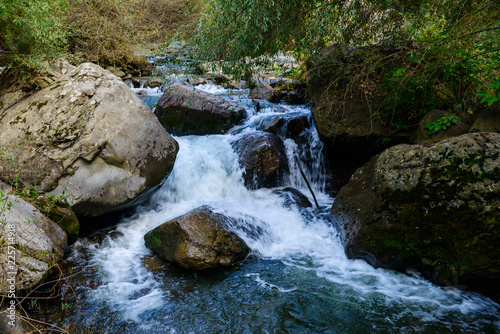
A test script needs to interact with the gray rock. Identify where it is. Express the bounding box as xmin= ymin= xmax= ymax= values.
xmin=0 ymin=194 xmax=67 ymax=292
xmin=231 ymin=132 xmax=289 ymax=189
xmin=144 ymin=206 xmax=249 ymax=269
xmin=0 ymin=59 xmax=74 ymax=115
xmin=250 ymin=82 xmax=275 ymax=101
xmin=155 ymin=83 xmax=246 ymax=135
xmin=0 ymin=63 xmax=179 ymax=218
xmin=332 ymin=132 xmax=500 ymax=293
